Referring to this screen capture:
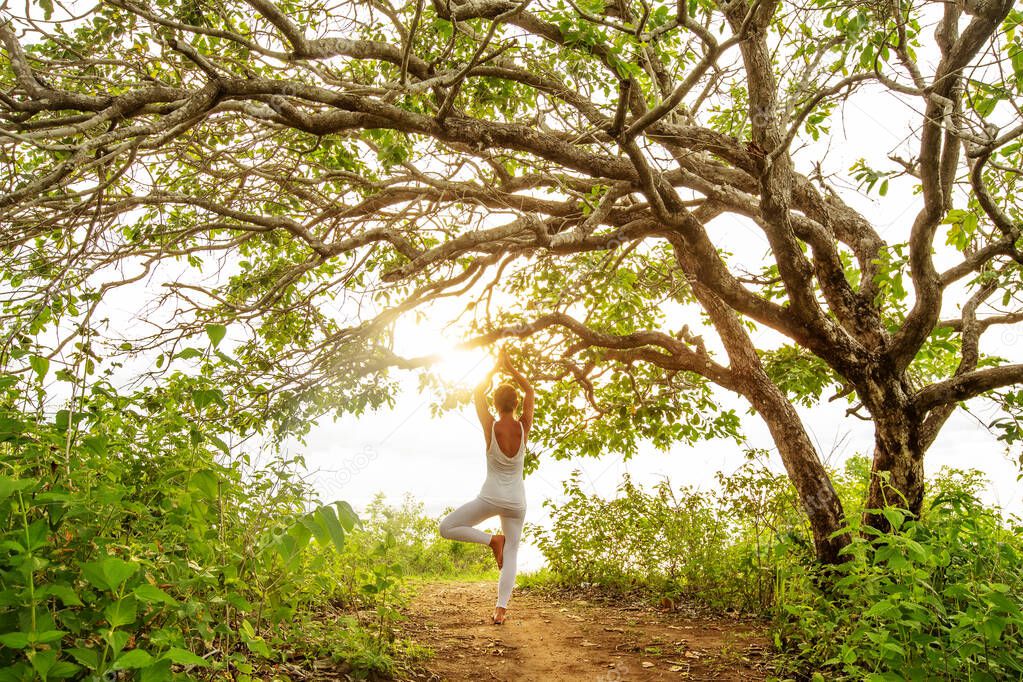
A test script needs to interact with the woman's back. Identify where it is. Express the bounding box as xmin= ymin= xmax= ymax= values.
xmin=491 ymin=418 xmax=527 ymax=458
xmin=478 ymin=419 xmax=526 ymax=510
xmin=440 ymin=348 xmax=534 ymax=624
